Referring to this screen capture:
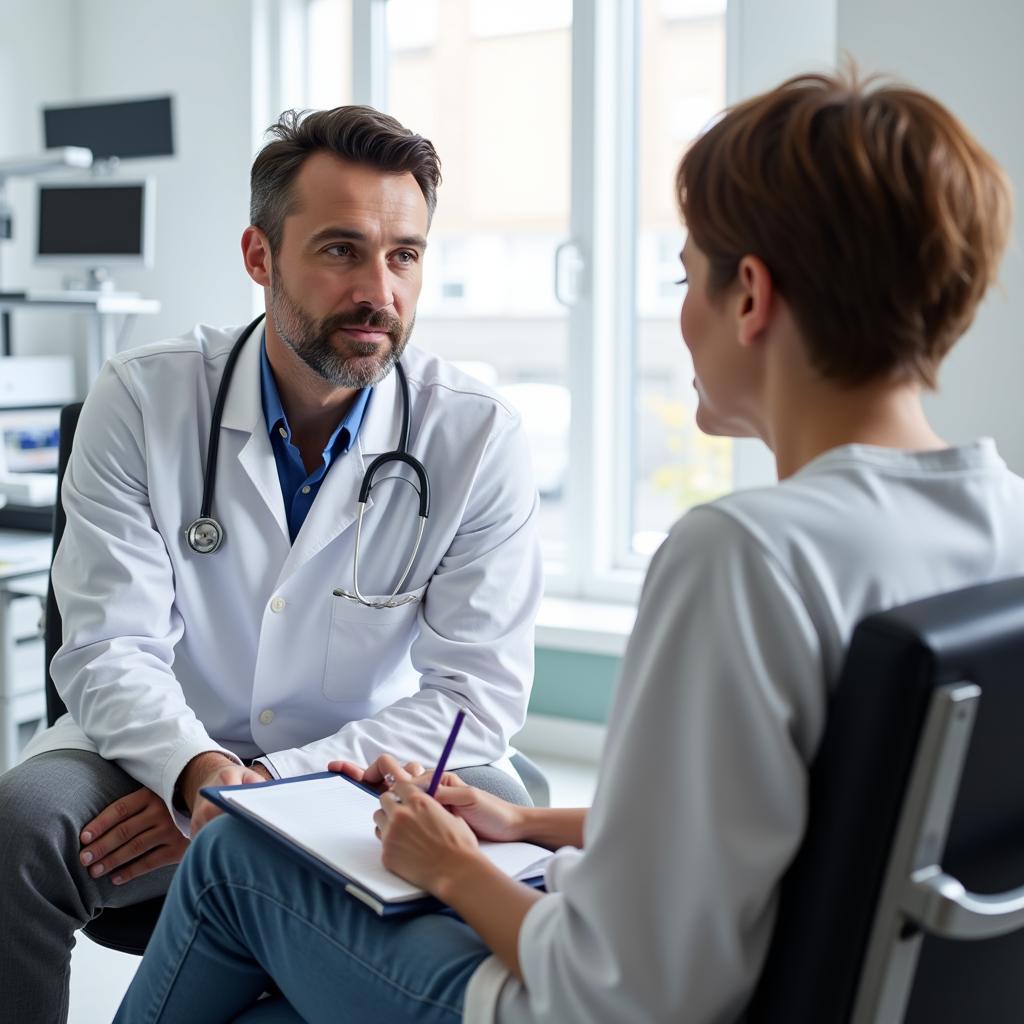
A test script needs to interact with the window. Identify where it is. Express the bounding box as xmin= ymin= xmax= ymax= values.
xmin=387 ymin=0 xmax=437 ymax=51
xmin=470 ymin=0 xmax=573 ymax=38
xmin=307 ymin=0 xmax=354 ymax=108
xmin=293 ymin=0 xmax=742 ymax=601
xmin=630 ymin=0 xmax=731 ymax=561
xmin=385 ymin=0 xmax=573 ymax=565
